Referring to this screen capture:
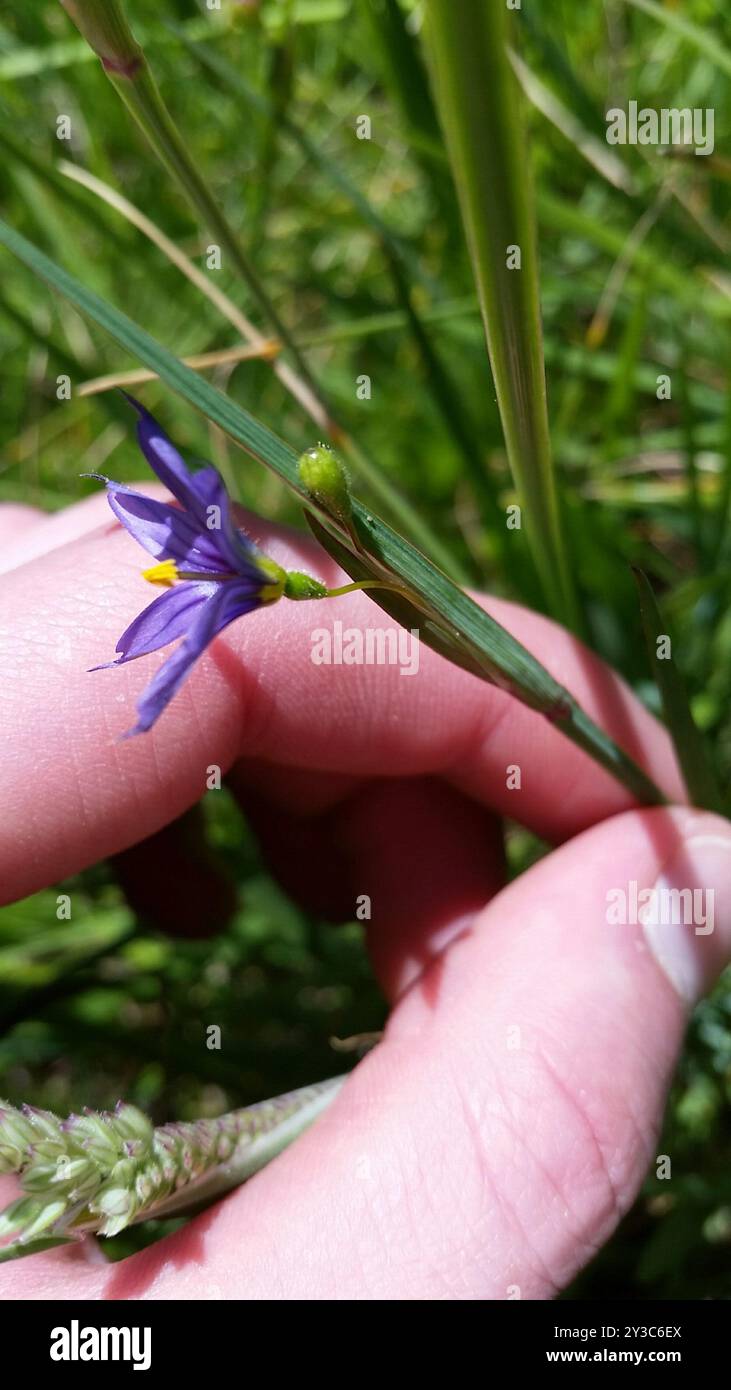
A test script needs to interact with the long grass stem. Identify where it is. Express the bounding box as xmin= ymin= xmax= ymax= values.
xmin=423 ymin=0 xmax=578 ymax=627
